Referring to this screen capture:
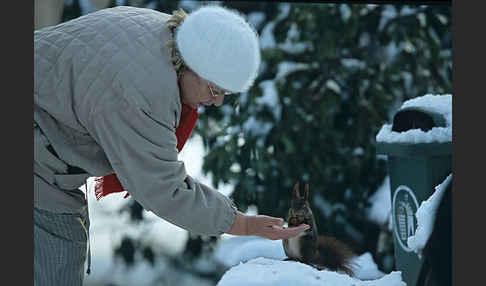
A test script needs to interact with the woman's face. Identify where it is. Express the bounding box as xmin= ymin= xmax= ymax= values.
xmin=179 ymin=69 xmax=226 ymax=109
